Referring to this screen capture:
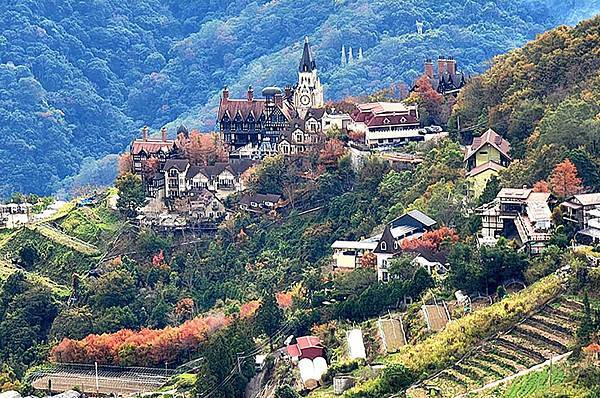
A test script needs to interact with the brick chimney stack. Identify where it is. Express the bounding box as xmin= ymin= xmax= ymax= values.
xmin=142 ymin=126 xmax=148 ymax=141
xmin=247 ymin=85 xmax=253 ymax=102
xmin=446 ymin=57 xmax=456 ymax=75
xmin=284 ymin=85 xmax=292 ymax=98
xmin=437 ymin=56 xmax=446 ymax=75
xmin=424 ymin=59 xmax=434 ymax=78
xmin=161 ymin=126 xmax=167 ymax=142
xmin=222 ymin=86 xmax=229 ymax=101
